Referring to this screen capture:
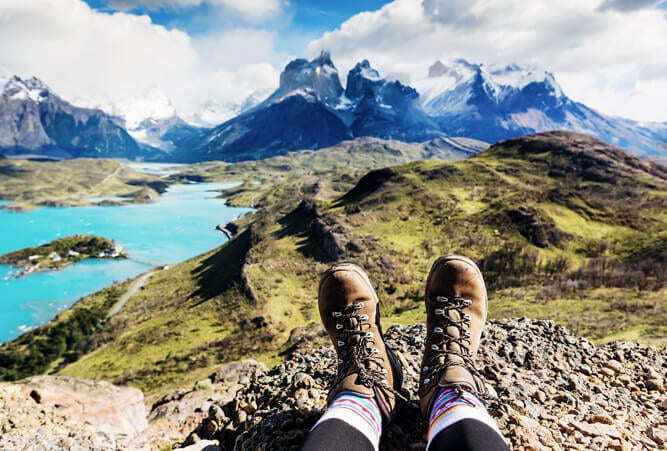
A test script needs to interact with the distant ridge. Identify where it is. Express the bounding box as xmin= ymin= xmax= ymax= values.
xmin=0 ymin=76 xmax=158 ymax=160
xmin=174 ymin=54 xmax=666 ymax=163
